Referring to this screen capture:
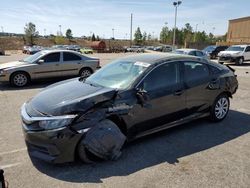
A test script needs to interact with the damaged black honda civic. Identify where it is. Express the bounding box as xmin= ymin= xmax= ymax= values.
xmin=21 ymin=53 xmax=238 ymax=164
